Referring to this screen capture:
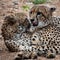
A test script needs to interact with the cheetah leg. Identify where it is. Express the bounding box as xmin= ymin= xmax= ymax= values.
xmin=15 ymin=51 xmax=38 ymax=59
xmin=46 ymin=50 xmax=56 ymax=58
